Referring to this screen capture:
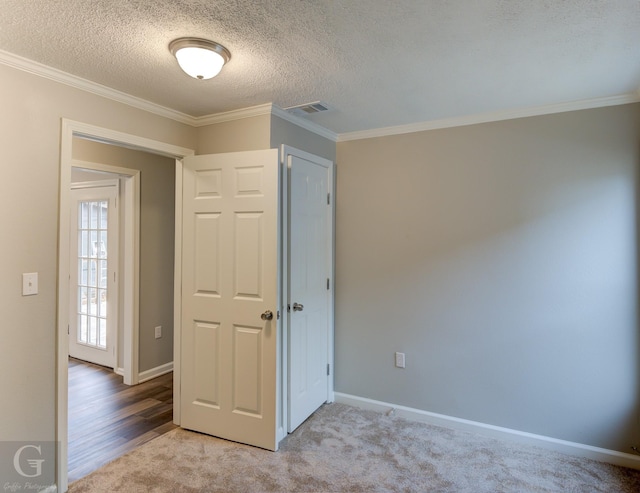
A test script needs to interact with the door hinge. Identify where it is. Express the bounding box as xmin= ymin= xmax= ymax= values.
xmin=326 ymin=278 xmax=330 ymax=290
xmin=327 ymin=363 xmax=330 ymax=376
xmin=327 ymin=192 xmax=331 ymax=205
